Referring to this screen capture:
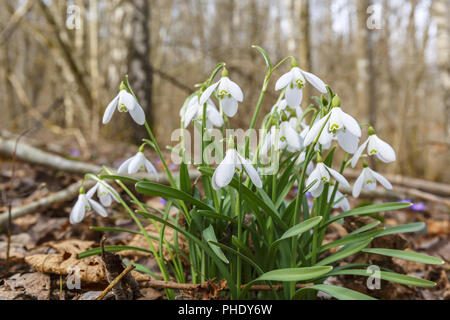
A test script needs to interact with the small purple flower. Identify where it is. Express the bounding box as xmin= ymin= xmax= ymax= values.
xmin=397 ymin=199 xmax=412 ymax=204
xmin=169 ymin=164 xmax=178 ymax=170
xmin=306 ymin=192 xmax=313 ymax=199
xmin=159 ymin=198 xmax=167 ymax=206
xmin=155 ymin=158 xmax=162 ymax=164
xmin=411 ymin=202 xmax=427 ymax=212
xmin=294 ymin=188 xmax=299 ymax=195
xmin=70 ymin=149 xmax=80 ymax=157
